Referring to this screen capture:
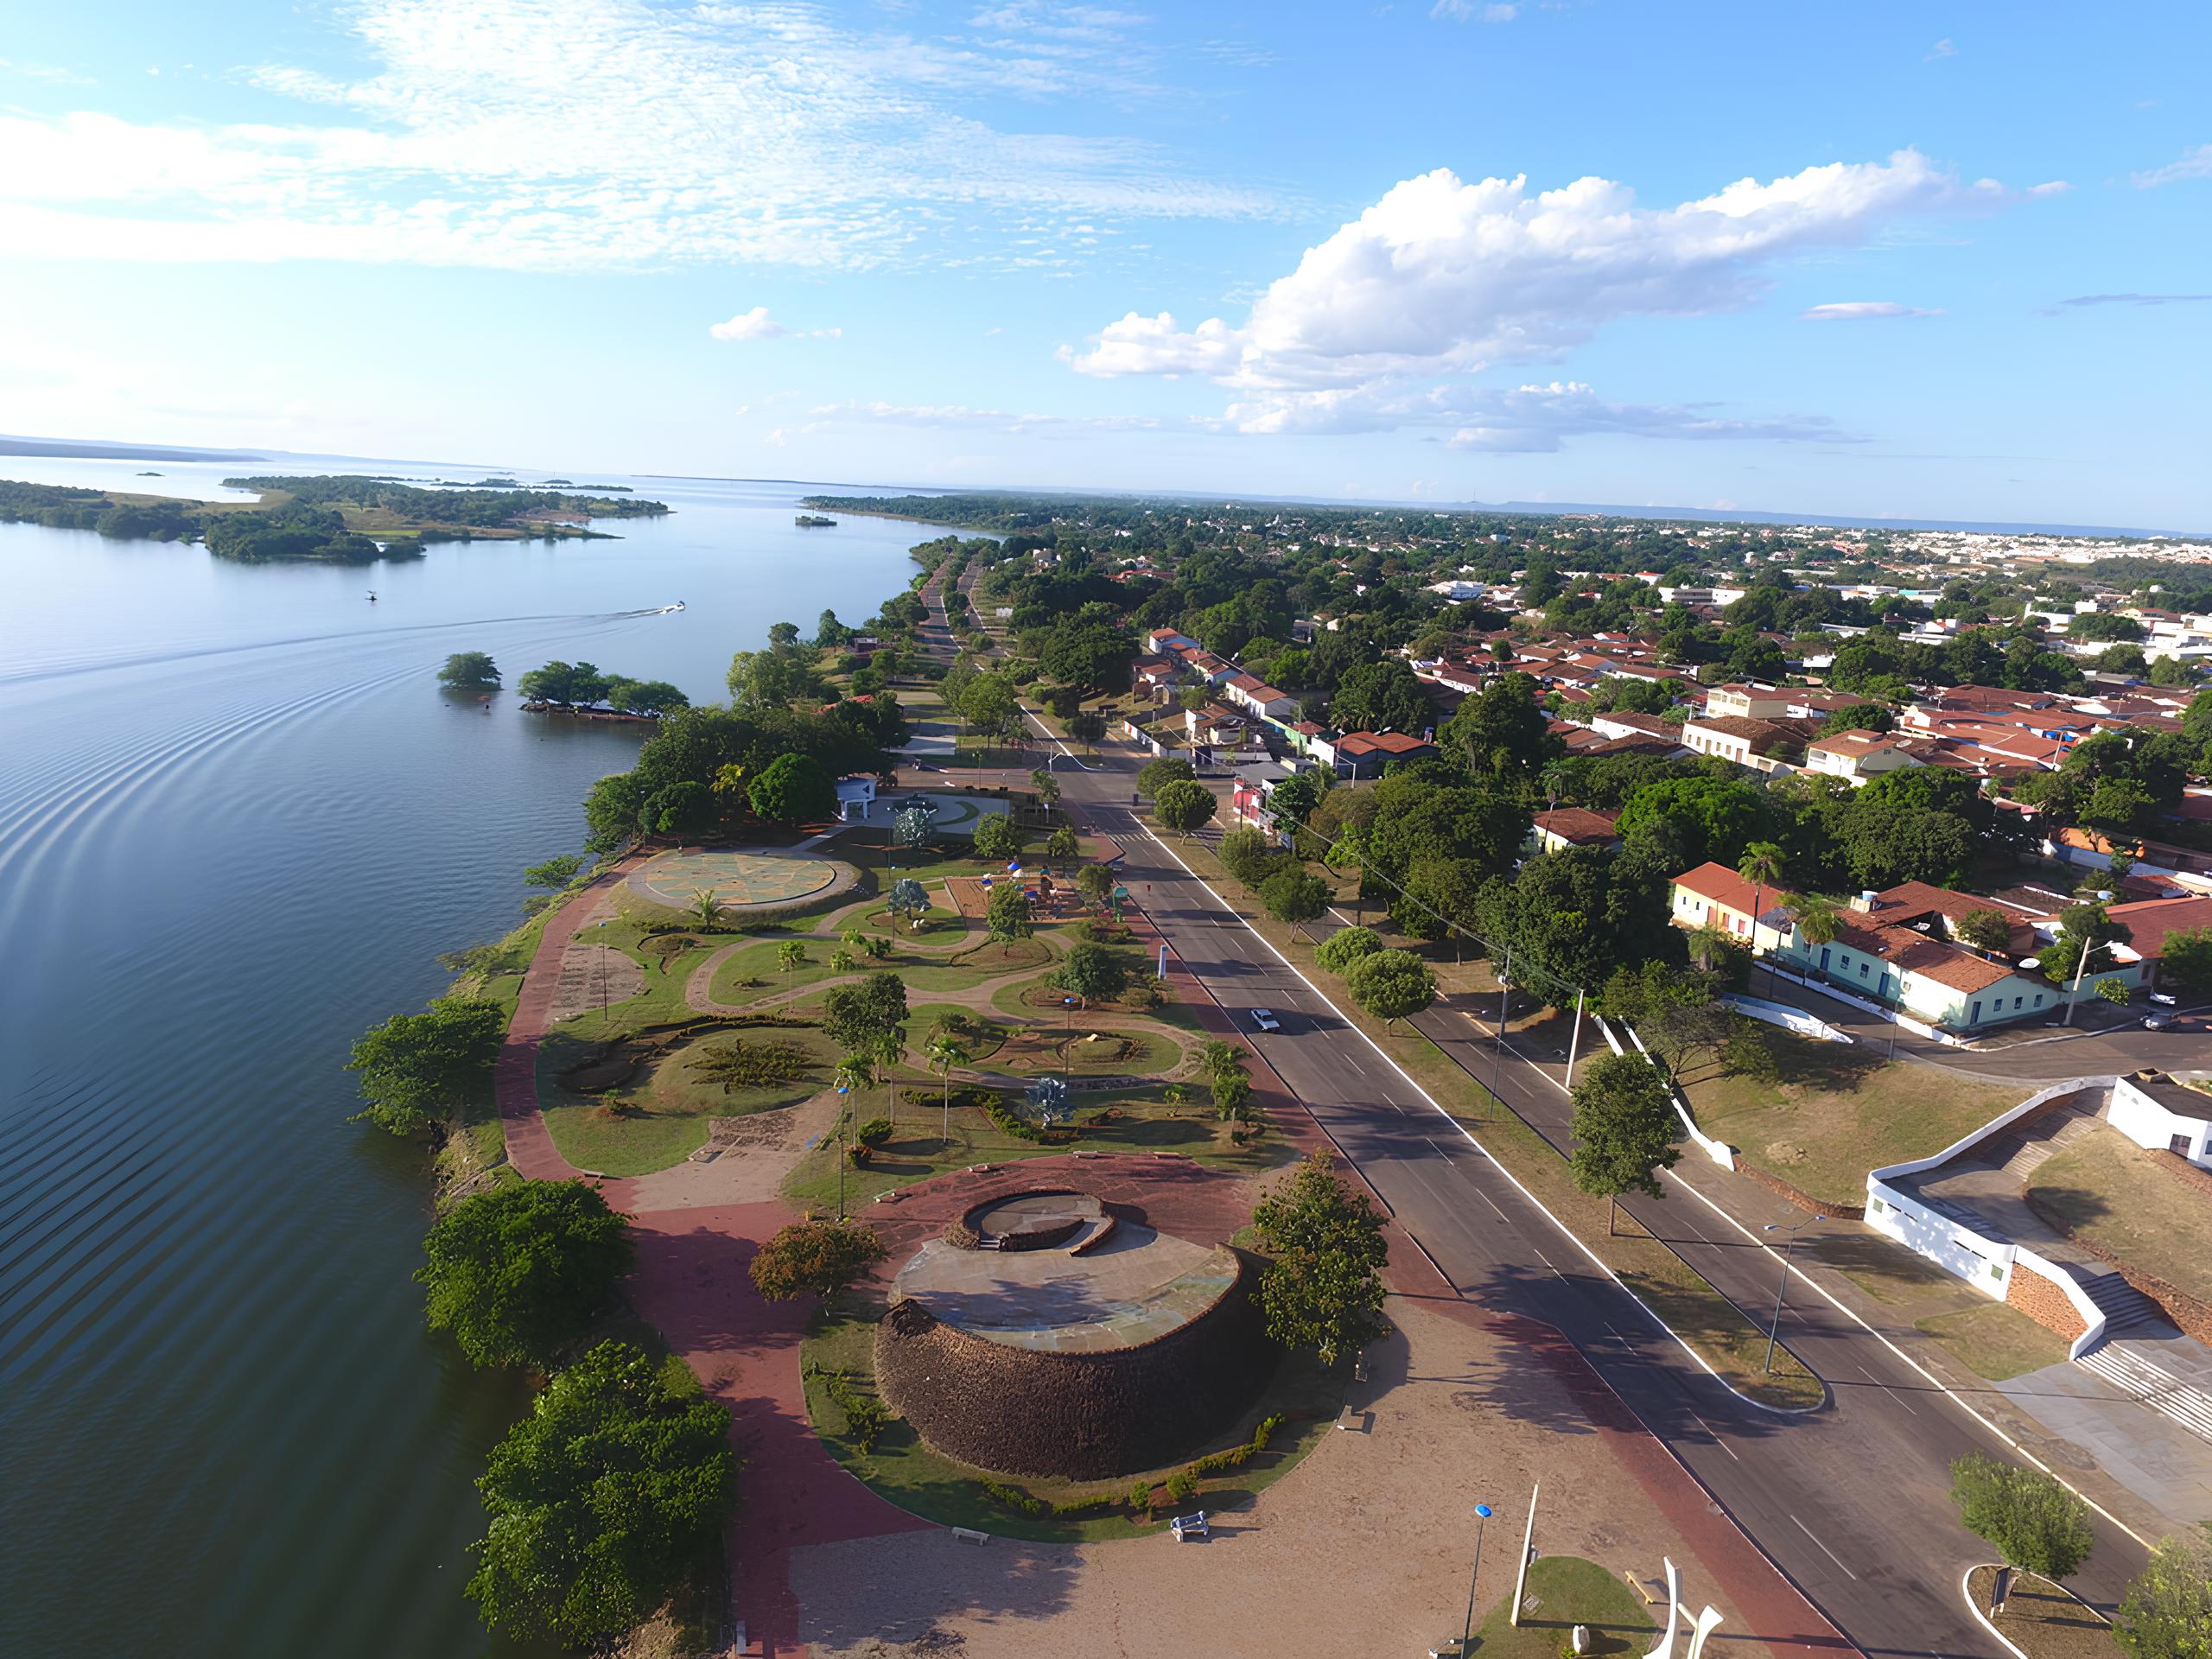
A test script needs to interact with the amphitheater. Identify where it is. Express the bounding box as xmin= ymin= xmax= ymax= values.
xmin=875 ymin=1191 xmax=1274 ymax=1479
